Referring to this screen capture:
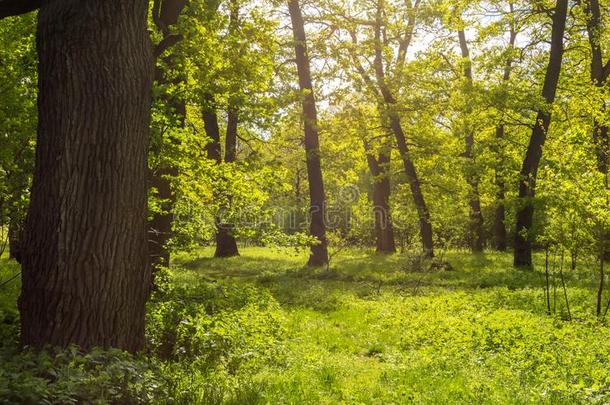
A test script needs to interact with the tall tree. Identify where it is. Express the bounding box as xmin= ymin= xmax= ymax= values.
xmin=371 ymin=0 xmax=434 ymax=257
xmin=149 ymin=0 xmax=188 ymax=271
xmin=457 ymin=29 xmax=485 ymax=252
xmin=493 ymin=9 xmax=517 ymax=251
xmin=202 ymin=94 xmax=241 ymax=257
xmin=288 ymin=0 xmax=329 ymax=266
xmin=9 ymin=0 xmax=153 ymax=352
xmin=583 ymin=0 xmax=610 ymax=179
xmin=583 ymin=0 xmax=610 ymax=260
xmin=514 ymin=0 xmax=568 ymax=267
